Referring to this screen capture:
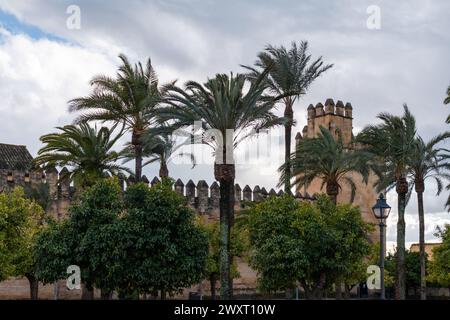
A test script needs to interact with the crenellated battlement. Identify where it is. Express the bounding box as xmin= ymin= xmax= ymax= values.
xmin=299 ymin=98 xmax=354 ymax=146
xmin=306 ymin=98 xmax=353 ymax=120
xmin=0 ymin=166 xmax=316 ymax=220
